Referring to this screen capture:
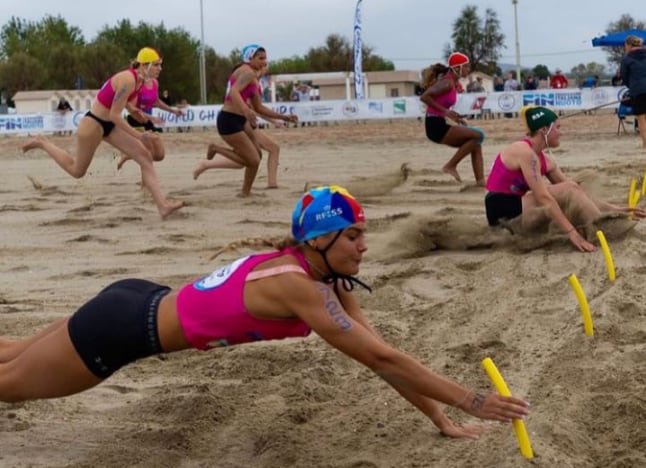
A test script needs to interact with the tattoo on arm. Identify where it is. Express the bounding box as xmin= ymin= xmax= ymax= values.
xmin=470 ymin=392 xmax=487 ymax=412
xmin=315 ymin=283 xmax=353 ymax=331
xmin=530 ymin=155 xmax=539 ymax=182
xmin=113 ymin=85 xmax=128 ymax=106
